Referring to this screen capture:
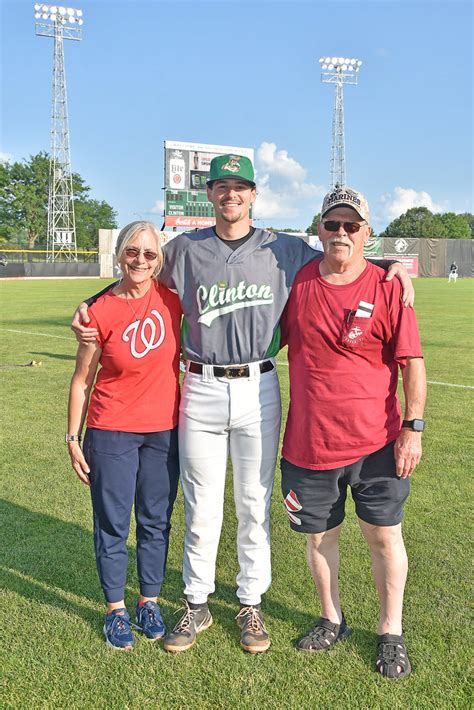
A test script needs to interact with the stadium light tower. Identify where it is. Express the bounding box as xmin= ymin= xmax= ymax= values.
xmin=34 ymin=4 xmax=84 ymax=261
xmin=319 ymin=56 xmax=362 ymax=189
